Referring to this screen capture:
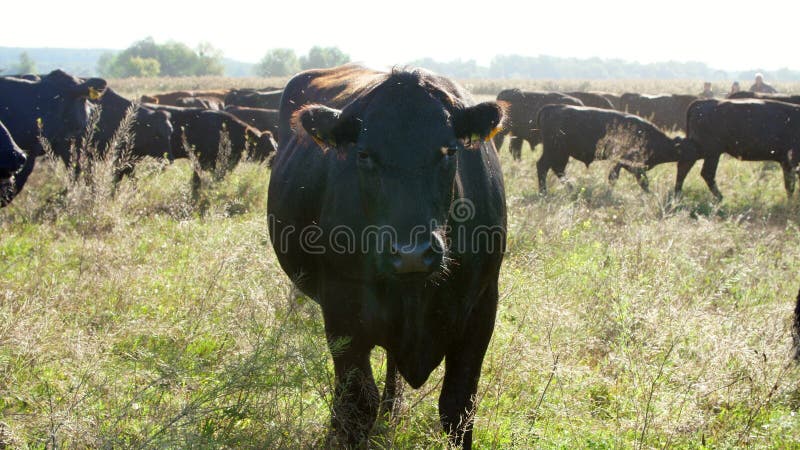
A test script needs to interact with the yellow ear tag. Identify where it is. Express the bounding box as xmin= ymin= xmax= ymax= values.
xmin=486 ymin=126 xmax=502 ymax=142
xmin=36 ymin=117 xmax=43 ymax=129
xmin=311 ymin=132 xmax=334 ymax=149
xmin=88 ymin=86 xmax=101 ymax=100
xmin=311 ymin=134 xmax=327 ymax=148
